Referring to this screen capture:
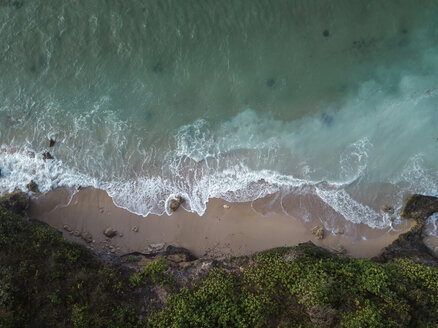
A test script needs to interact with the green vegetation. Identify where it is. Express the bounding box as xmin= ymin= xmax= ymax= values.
xmin=129 ymin=257 xmax=171 ymax=287
xmin=0 ymin=207 xmax=139 ymax=328
xmin=1 ymin=206 xmax=438 ymax=328
xmin=148 ymin=245 xmax=438 ymax=328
